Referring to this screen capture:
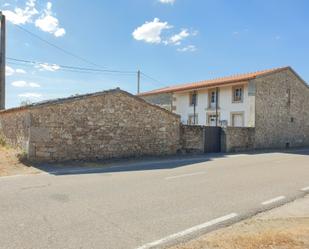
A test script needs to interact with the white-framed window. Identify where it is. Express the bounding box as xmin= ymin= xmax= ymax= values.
xmin=188 ymin=114 xmax=198 ymax=125
xmin=211 ymin=91 xmax=216 ymax=103
xmin=207 ymin=113 xmax=220 ymax=126
xmin=232 ymin=85 xmax=243 ymax=102
xmin=208 ymin=89 xmax=219 ymax=109
xmin=189 ymin=91 xmax=198 ymax=106
xmin=231 ymin=112 xmax=244 ymax=127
